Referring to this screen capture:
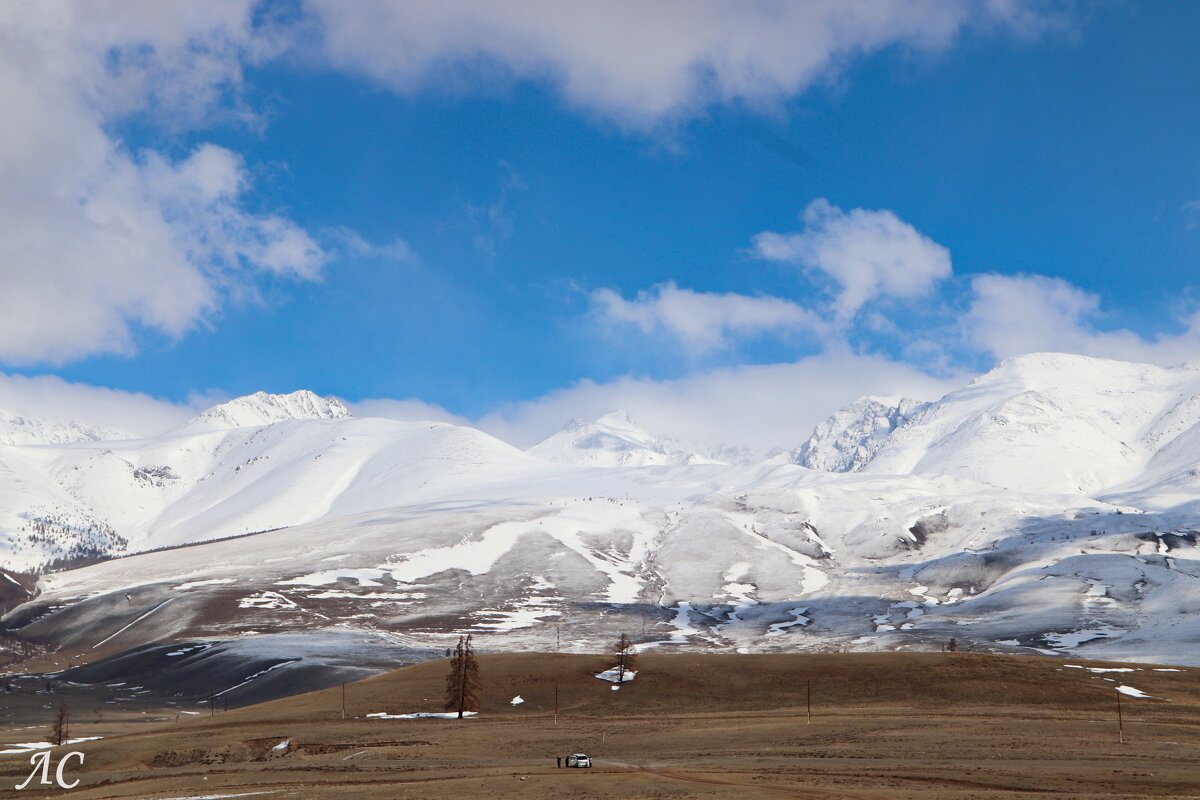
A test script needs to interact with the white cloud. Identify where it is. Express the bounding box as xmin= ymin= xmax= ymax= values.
xmin=467 ymin=161 xmax=526 ymax=262
xmin=306 ymin=0 xmax=1067 ymax=129
xmin=326 ymin=227 xmax=418 ymax=264
xmin=359 ymin=272 xmax=1200 ymax=453
xmin=0 ymin=373 xmax=197 ymax=438
xmin=0 ymin=3 xmax=1070 ymax=367
xmin=0 ymin=2 xmax=322 ymax=365
xmin=348 ymin=397 xmax=470 ymax=427
xmin=1183 ymin=200 xmax=1200 ymax=229
xmin=478 ymin=350 xmax=966 ymax=450
xmin=964 ymin=273 xmax=1200 ymax=366
xmin=591 ymin=282 xmax=823 ymax=354
xmin=753 ymin=199 xmax=953 ymax=322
